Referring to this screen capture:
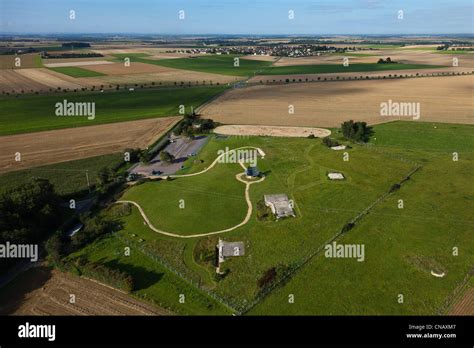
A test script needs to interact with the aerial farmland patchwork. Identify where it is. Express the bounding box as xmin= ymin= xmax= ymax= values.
xmin=0 ymin=0 xmax=473 ymax=345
